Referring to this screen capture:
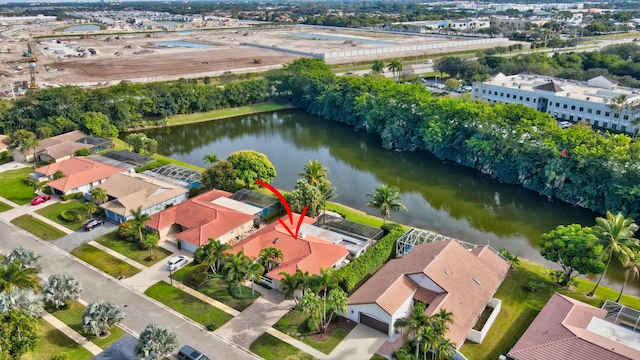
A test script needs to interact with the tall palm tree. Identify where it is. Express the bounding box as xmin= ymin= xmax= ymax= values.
xmin=0 ymin=288 xmax=44 ymax=318
xmin=318 ymin=180 xmax=338 ymax=213
xmin=20 ymin=136 xmax=39 ymax=163
xmin=246 ymin=261 xmax=265 ymax=294
xmin=134 ymin=323 xmax=179 ymax=360
xmin=129 ymin=206 xmax=153 ymax=244
xmin=617 ymin=252 xmax=640 ymax=302
xmin=432 ymin=337 xmax=456 ymax=360
xmin=588 ymin=211 xmax=639 ymax=296
xmin=4 ymin=246 xmax=41 ymax=269
xmin=202 ymin=153 xmax=220 ymax=166
xmin=298 ymin=160 xmax=329 ymax=187
xmin=0 ymin=261 xmax=40 ymax=293
xmin=366 ymin=183 xmax=408 ymax=225
xmin=259 ymin=247 xmax=284 ymax=273
xmin=82 ymin=299 xmax=125 ymax=338
xmin=224 ymin=251 xmax=251 ymax=294
xmin=388 ymin=59 xmax=403 ymax=82
xmin=195 ymin=238 xmax=232 ymax=273
xmin=42 ymin=273 xmax=83 ymax=309
xmin=280 ymin=271 xmax=301 ymax=304
xmin=326 ymin=287 xmax=348 ymax=332
xmin=84 ymin=201 xmax=98 ymax=219
xmin=91 ymin=187 xmax=108 ymax=205
xmin=371 ymin=60 xmax=385 ymax=74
